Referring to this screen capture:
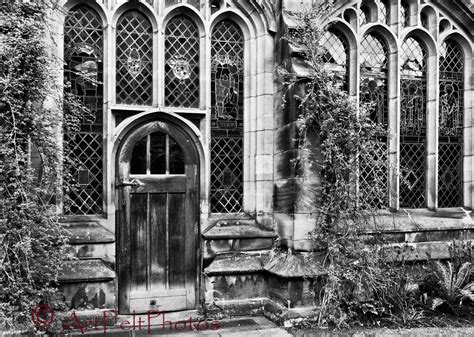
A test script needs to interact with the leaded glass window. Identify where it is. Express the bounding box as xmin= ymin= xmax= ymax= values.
xmin=116 ymin=11 xmax=153 ymax=105
xmin=400 ymin=1 xmax=409 ymax=28
xmin=210 ymin=20 xmax=244 ymax=213
xmin=400 ymin=37 xmax=427 ymax=208
xmin=438 ymin=40 xmax=464 ymax=207
xmin=64 ymin=5 xmax=103 ymax=215
xmin=377 ymin=0 xmax=389 ymax=25
xmin=322 ymin=29 xmax=349 ymax=91
xmin=359 ymin=34 xmax=389 ymax=209
xmin=165 ymin=16 xmax=199 ymax=108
